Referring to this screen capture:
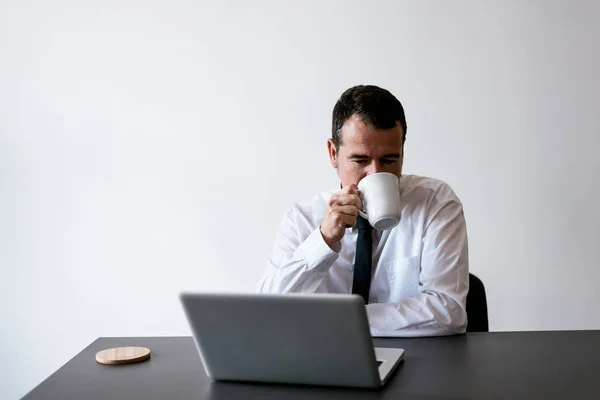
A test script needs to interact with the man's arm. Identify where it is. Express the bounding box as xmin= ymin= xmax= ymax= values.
xmin=366 ymin=196 xmax=469 ymax=337
xmin=257 ymin=186 xmax=362 ymax=293
xmin=256 ymin=205 xmax=340 ymax=293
